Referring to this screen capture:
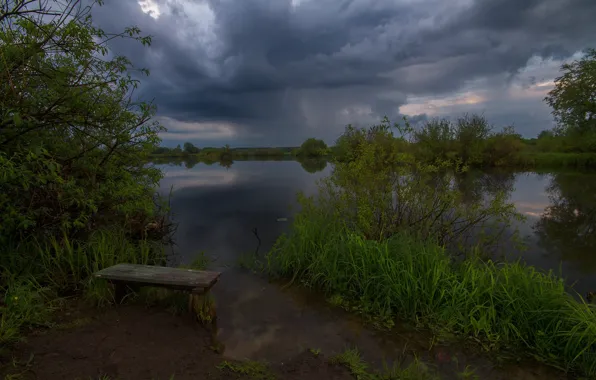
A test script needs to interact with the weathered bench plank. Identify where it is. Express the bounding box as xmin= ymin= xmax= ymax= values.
xmin=94 ymin=263 xmax=220 ymax=290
